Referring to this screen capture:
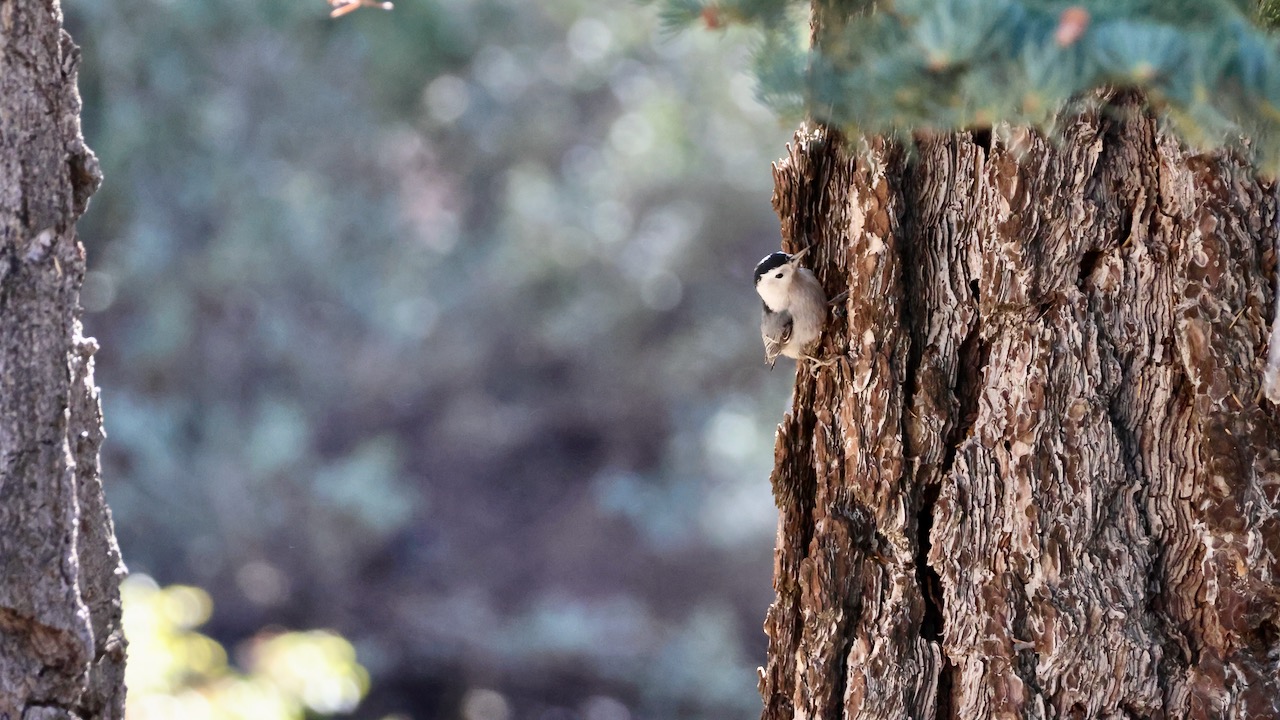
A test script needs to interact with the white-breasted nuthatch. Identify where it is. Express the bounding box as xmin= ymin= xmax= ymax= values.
xmin=753 ymin=246 xmax=831 ymax=368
